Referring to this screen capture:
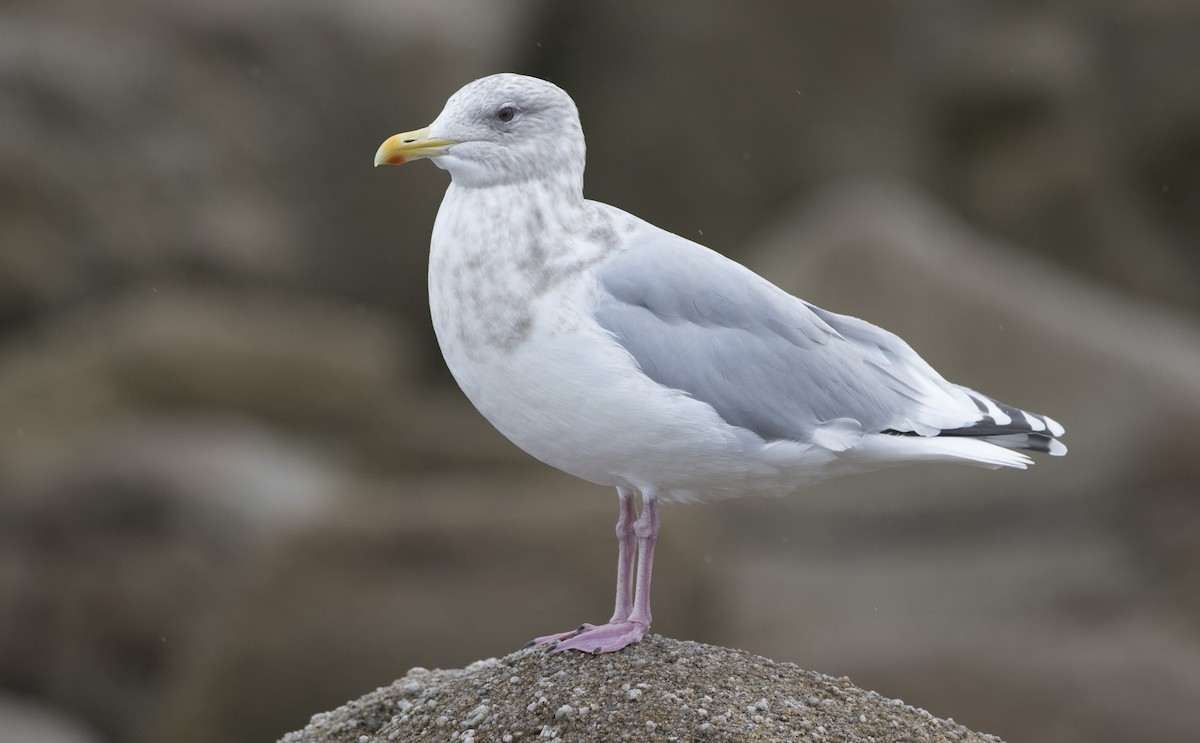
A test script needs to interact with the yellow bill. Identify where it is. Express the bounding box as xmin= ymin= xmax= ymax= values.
xmin=374 ymin=127 xmax=457 ymax=166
